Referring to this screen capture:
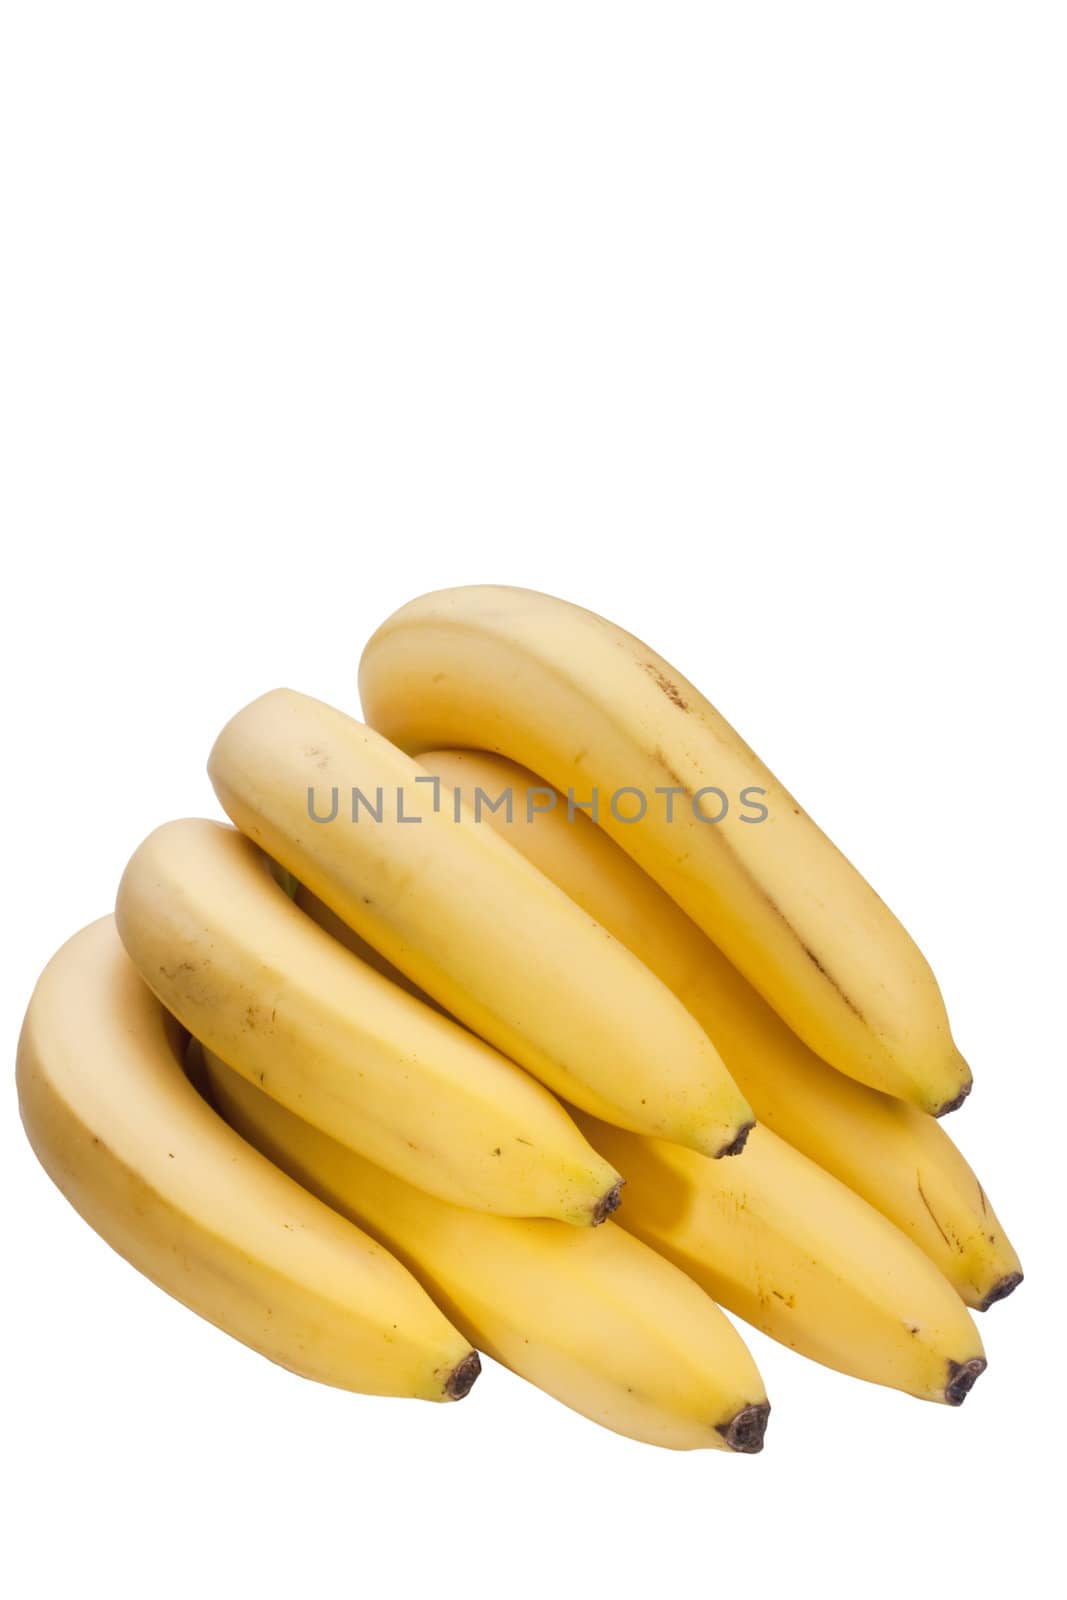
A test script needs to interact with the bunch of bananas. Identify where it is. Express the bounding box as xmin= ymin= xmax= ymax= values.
xmin=17 ymin=586 xmax=1021 ymax=1453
